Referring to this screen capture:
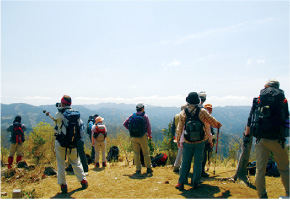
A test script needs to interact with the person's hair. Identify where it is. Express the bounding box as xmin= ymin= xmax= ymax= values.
xmin=13 ymin=116 xmax=21 ymax=123
xmin=136 ymin=107 xmax=143 ymax=112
